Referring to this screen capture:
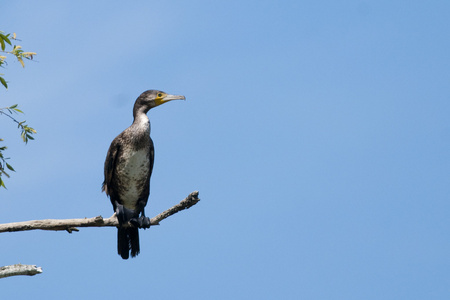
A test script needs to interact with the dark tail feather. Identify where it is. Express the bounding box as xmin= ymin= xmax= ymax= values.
xmin=129 ymin=227 xmax=140 ymax=257
xmin=117 ymin=227 xmax=140 ymax=259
